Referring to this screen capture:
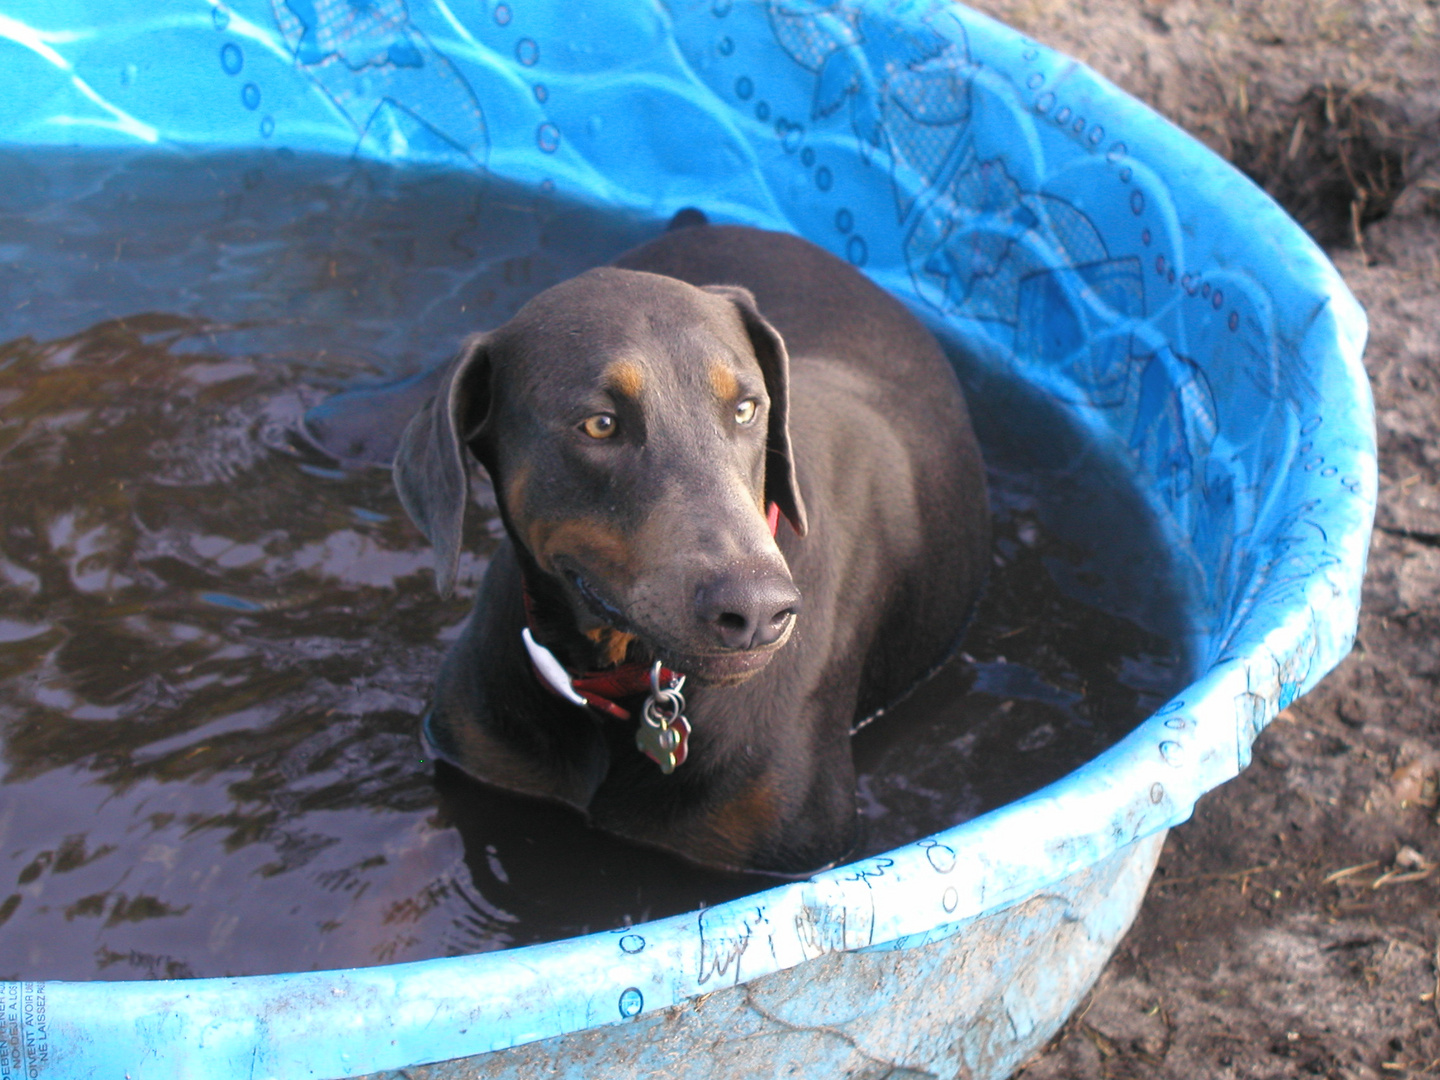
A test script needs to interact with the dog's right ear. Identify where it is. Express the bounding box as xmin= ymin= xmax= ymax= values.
xmin=393 ymin=334 xmax=492 ymax=598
